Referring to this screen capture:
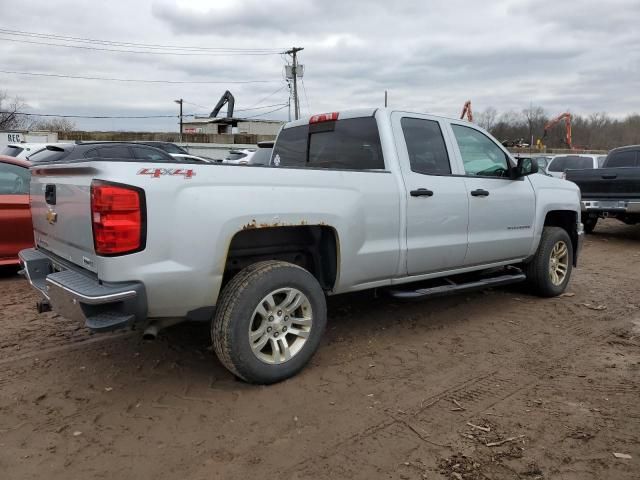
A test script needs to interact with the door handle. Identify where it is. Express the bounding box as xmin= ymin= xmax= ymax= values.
xmin=470 ymin=189 xmax=490 ymax=197
xmin=601 ymin=174 xmax=617 ymax=179
xmin=45 ymin=184 xmax=56 ymax=205
xmin=410 ymin=188 xmax=434 ymax=197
